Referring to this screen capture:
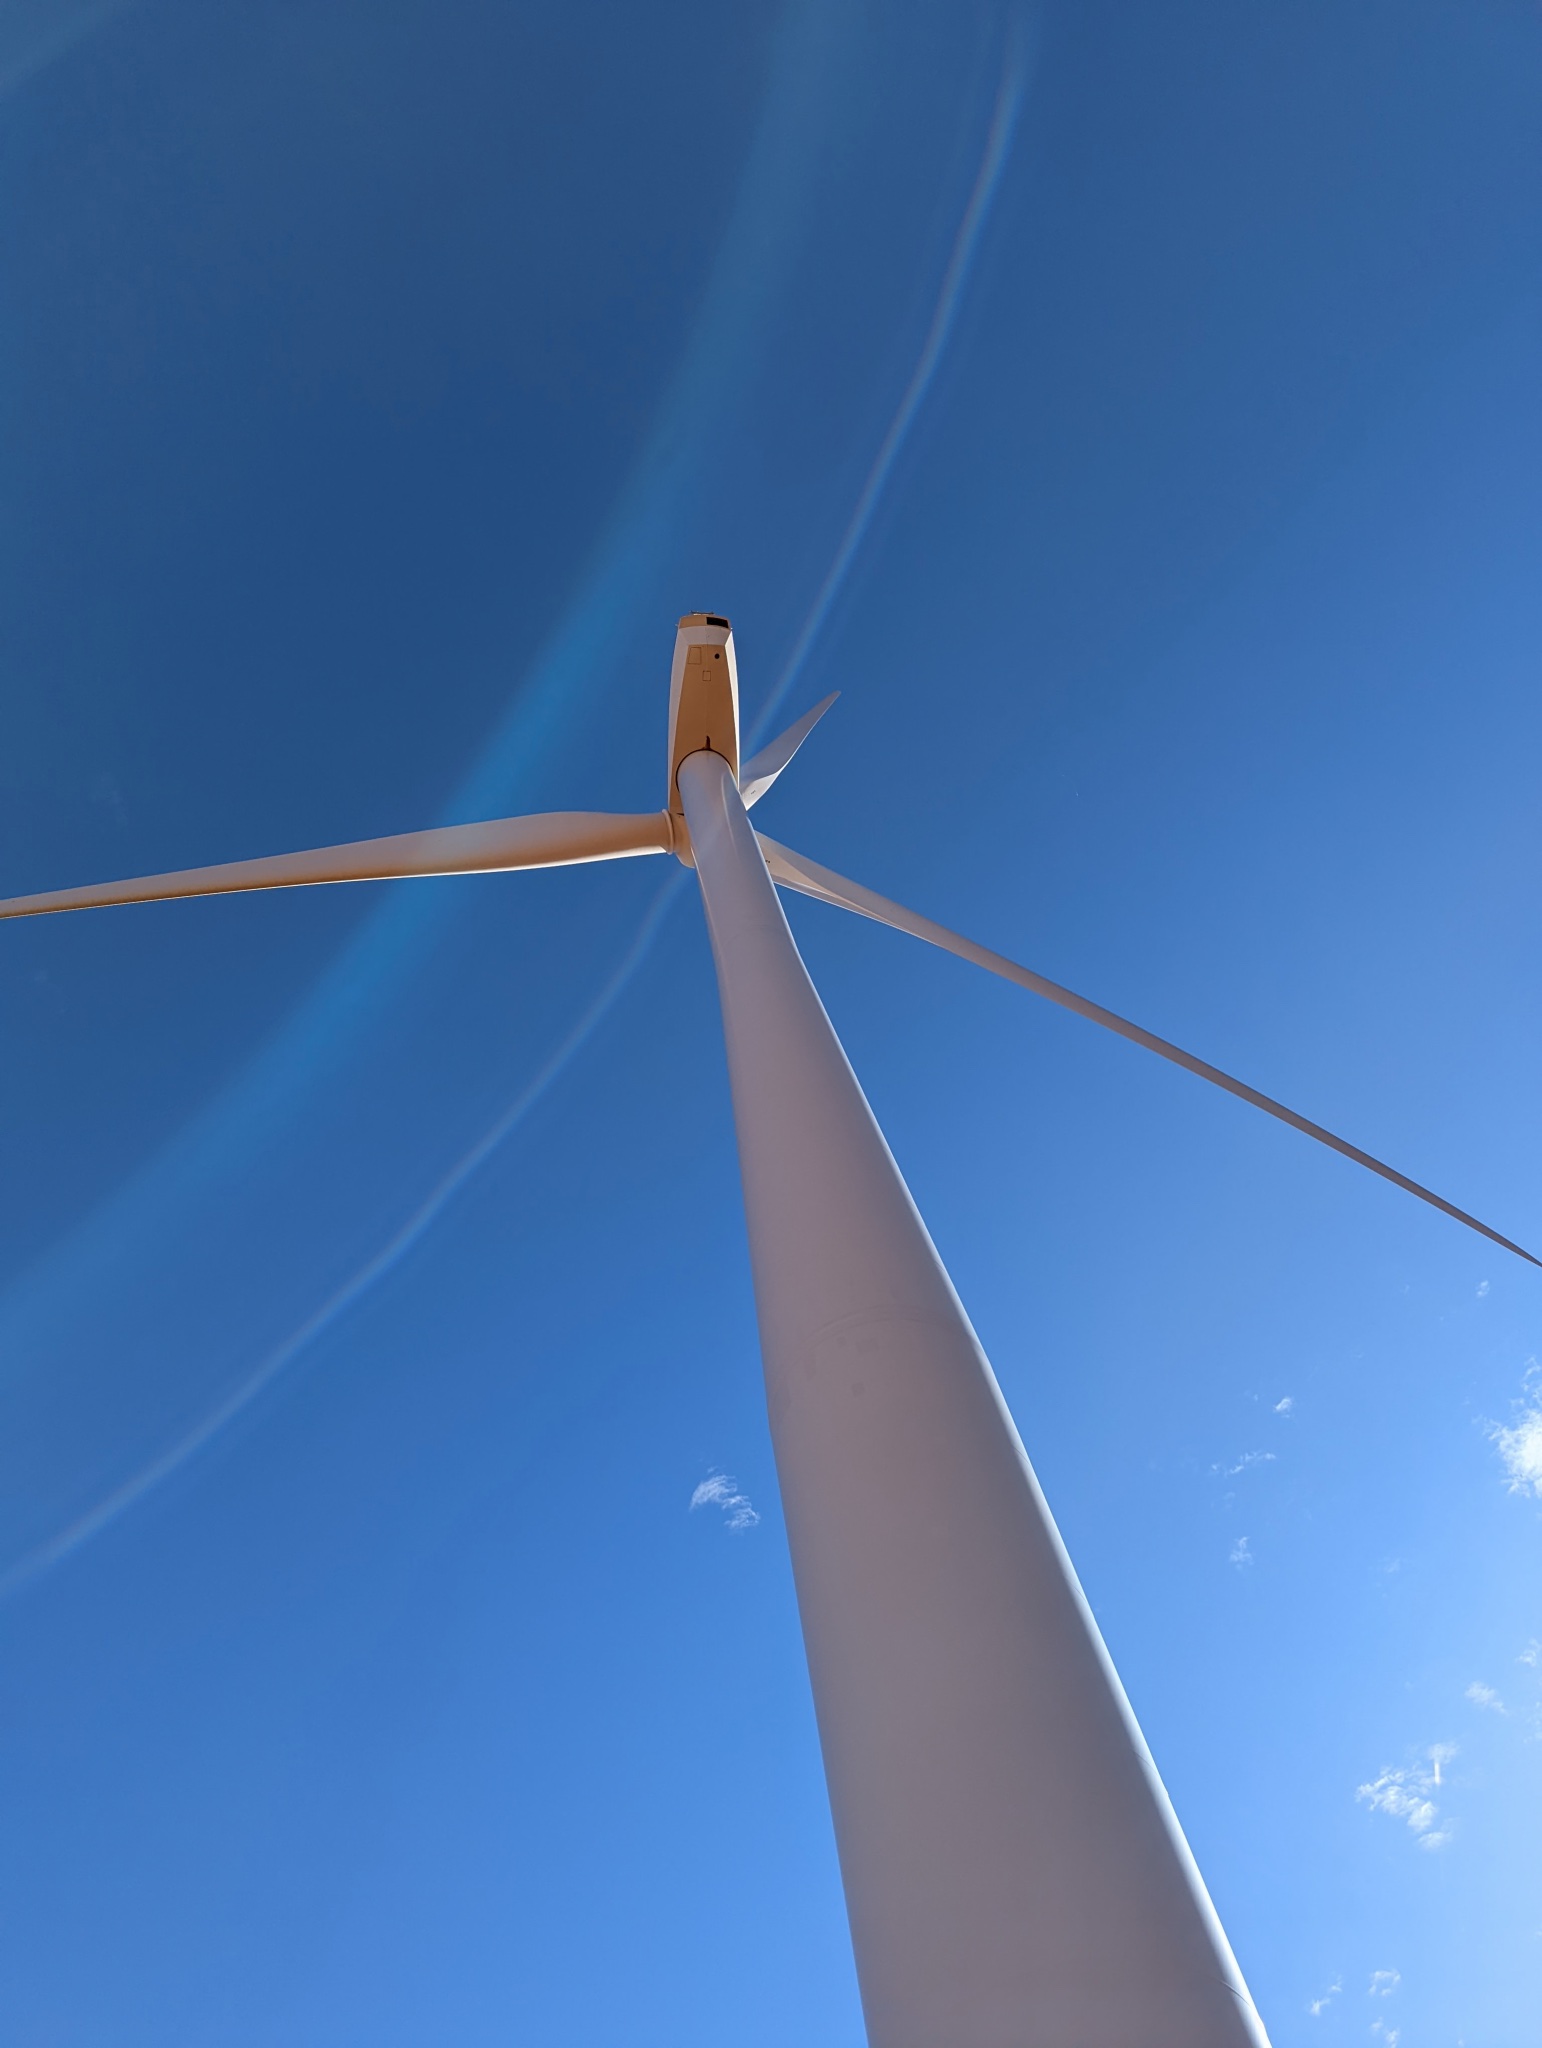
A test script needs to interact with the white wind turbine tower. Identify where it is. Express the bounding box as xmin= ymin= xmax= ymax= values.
xmin=4 ymin=613 xmax=1533 ymax=2048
